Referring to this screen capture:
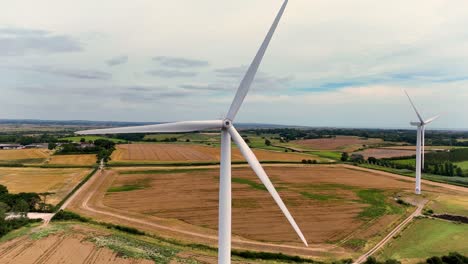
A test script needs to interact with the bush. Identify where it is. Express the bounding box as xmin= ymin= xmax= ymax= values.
xmin=52 ymin=210 xmax=89 ymax=222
